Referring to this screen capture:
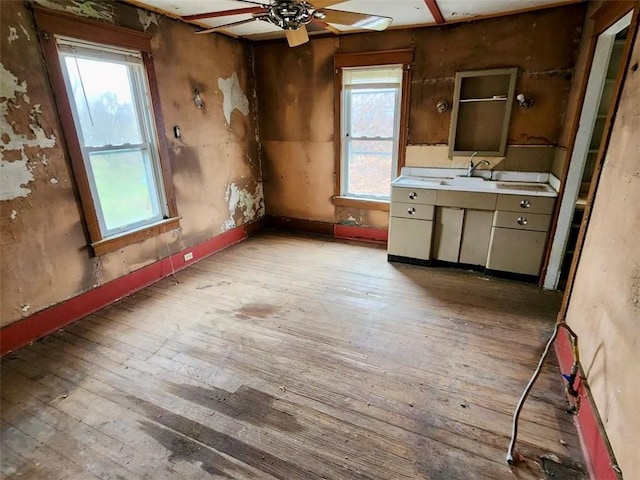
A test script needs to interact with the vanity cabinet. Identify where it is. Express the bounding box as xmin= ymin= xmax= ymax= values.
xmin=486 ymin=195 xmax=554 ymax=276
xmin=432 ymin=192 xmax=497 ymax=265
xmin=388 ymin=187 xmax=436 ymax=261
xmin=389 ymin=185 xmax=556 ymax=279
xmin=459 ymin=210 xmax=494 ymax=266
